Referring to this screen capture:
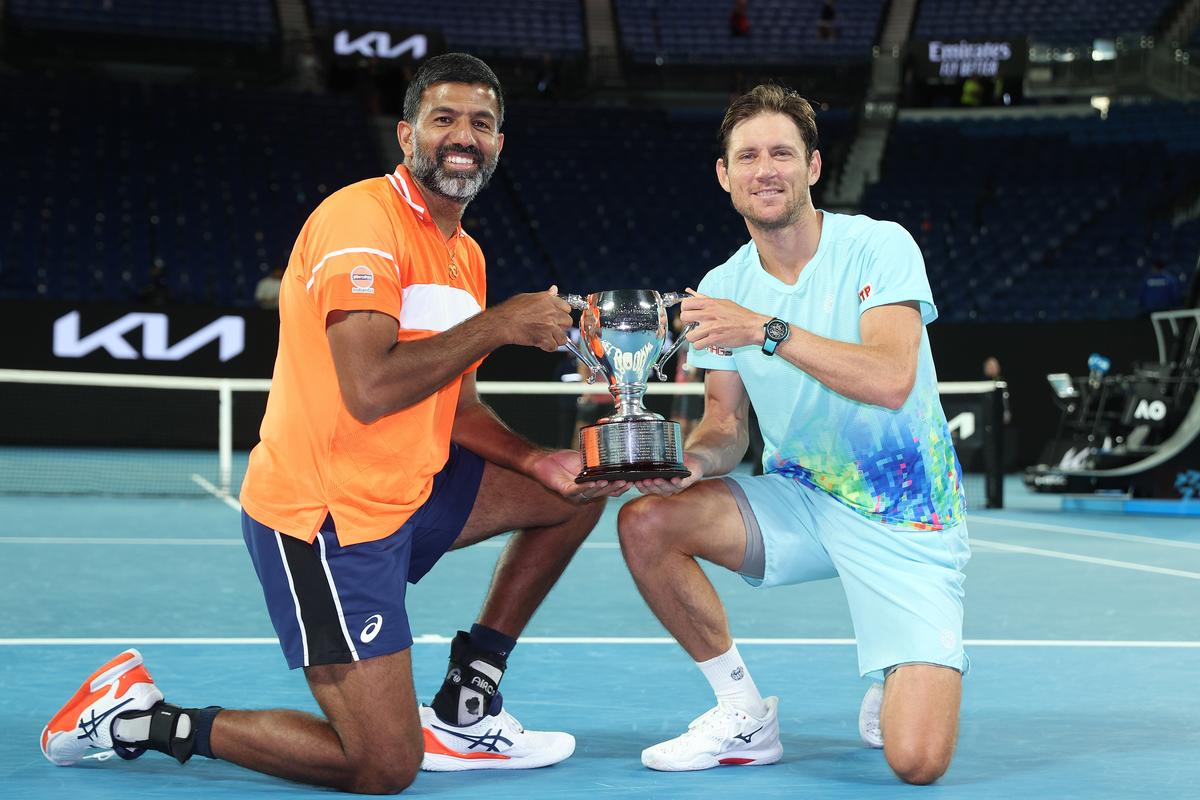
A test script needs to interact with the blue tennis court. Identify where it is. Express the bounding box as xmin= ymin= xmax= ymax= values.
xmin=3 ymin=475 xmax=1199 ymax=799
